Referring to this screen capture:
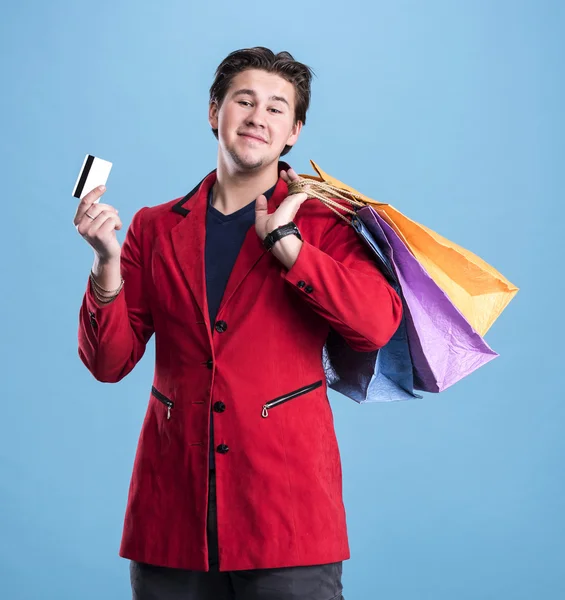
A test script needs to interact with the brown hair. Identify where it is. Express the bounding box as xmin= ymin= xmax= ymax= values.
xmin=209 ymin=47 xmax=314 ymax=156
